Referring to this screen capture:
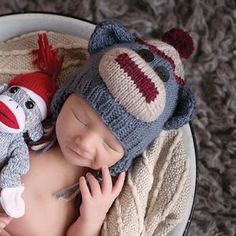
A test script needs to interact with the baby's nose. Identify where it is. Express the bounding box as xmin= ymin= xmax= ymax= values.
xmin=75 ymin=130 xmax=100 ymax=152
